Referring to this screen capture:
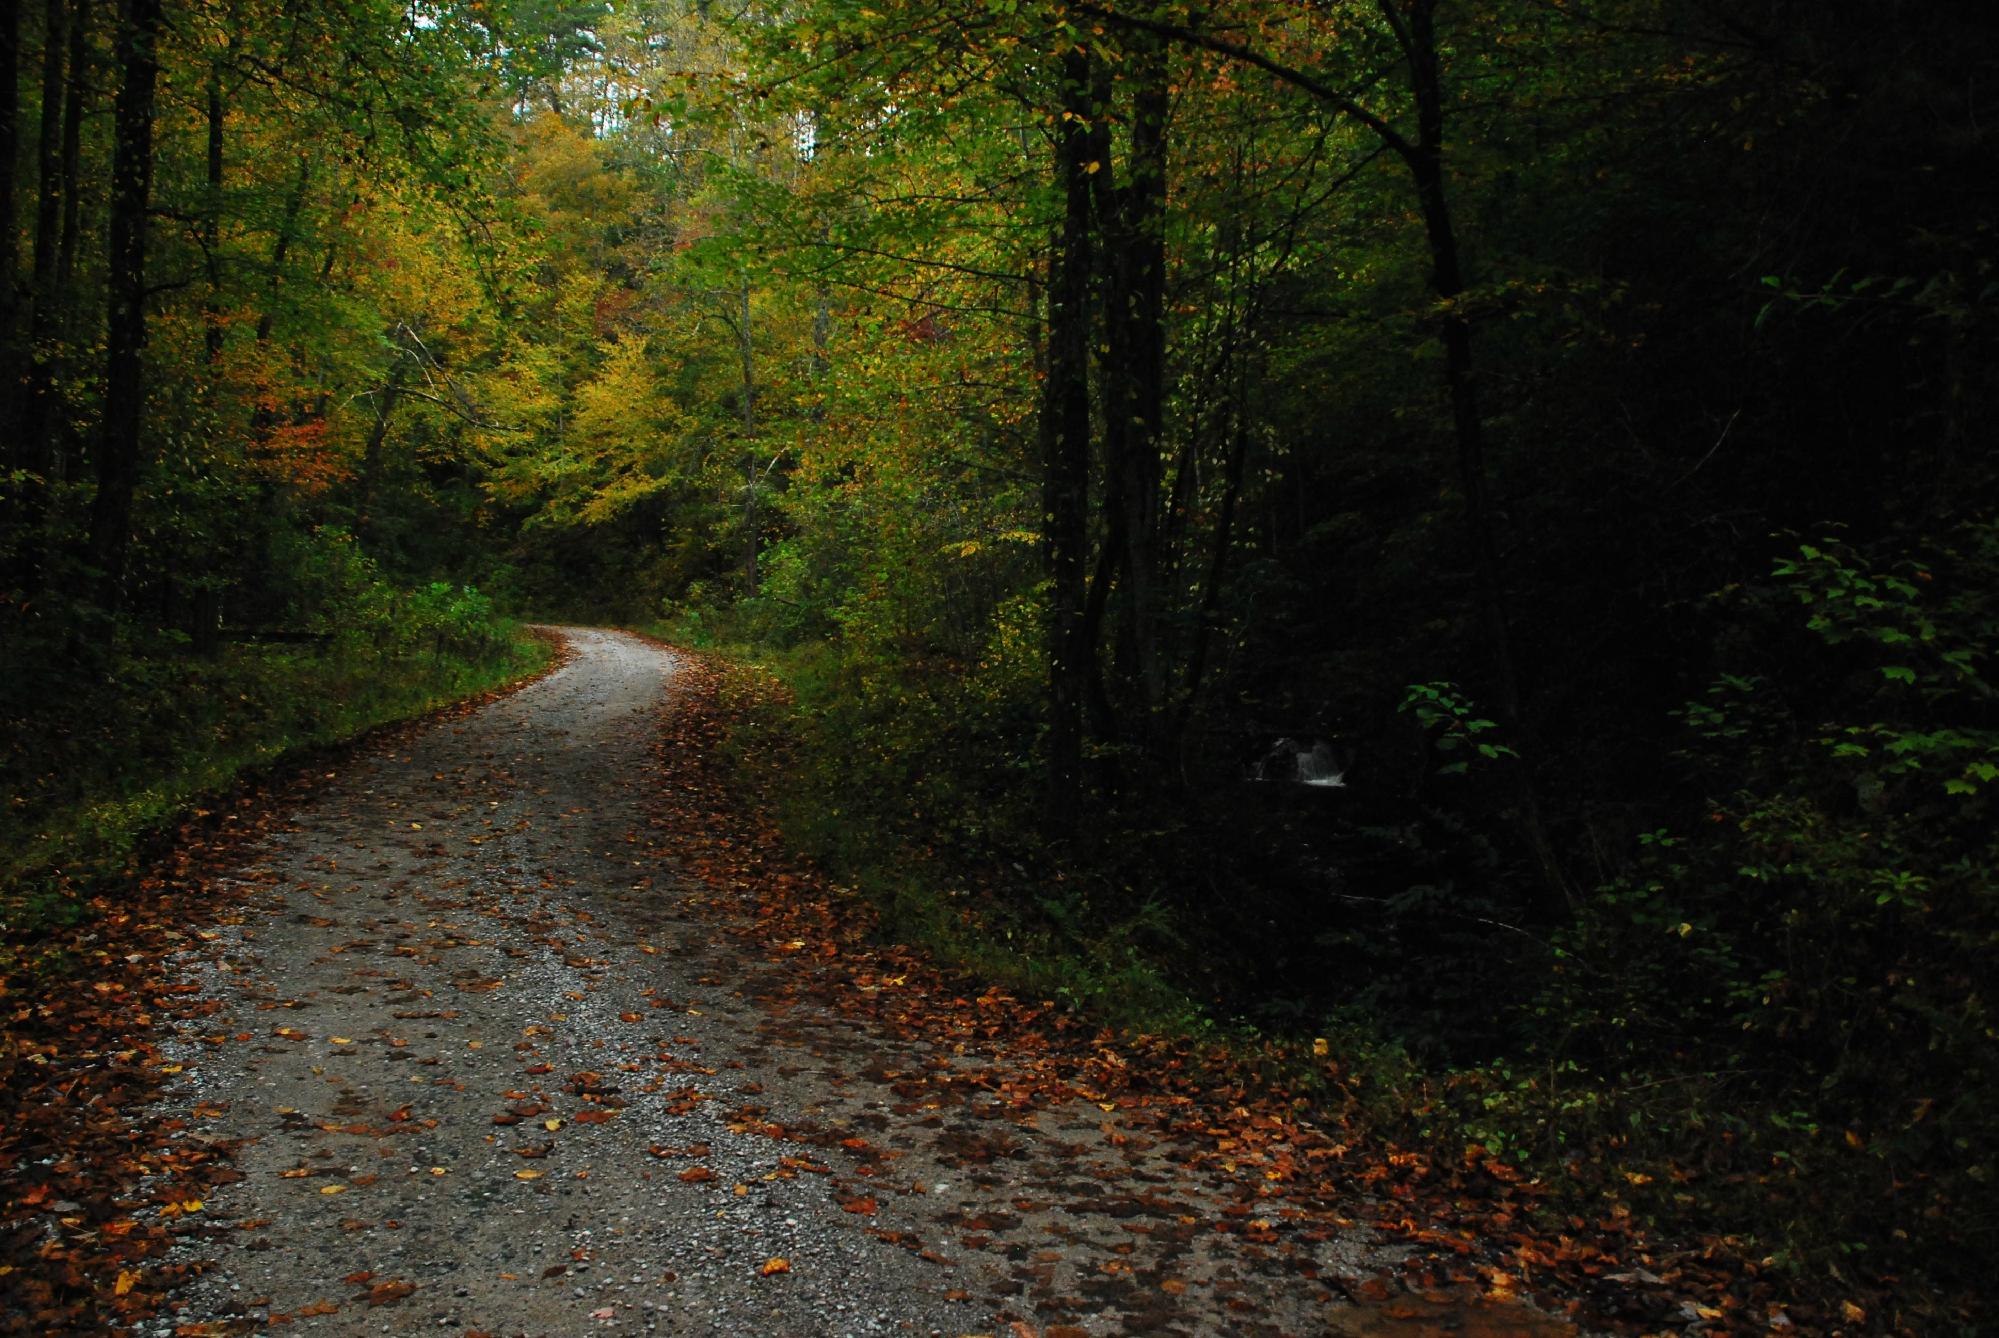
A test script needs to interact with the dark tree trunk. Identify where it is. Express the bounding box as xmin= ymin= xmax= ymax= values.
xmin=87 ymin=0 xmax=164 ymax=608
xmin=30 ymin=0 xmax=62 ymax=336
xmin=1391 ymin=0 xmax=1572 ymax=912
xmin=0 ymin=0 xmax=22 ymax=462
xmin=1041 ymin=45 xmax=1098 ymax=829
xmin=203 ymin=46 xmax=226 ymax=365
xmin=10 ymin=0 xmax=68 ymax=583
xmin=1104 ymin=35 xmax=1171 ymax=749
xmin=357 ymin=357 xmax=408 ymax=539
xmin=738 ymin=279 xmax=757 ymax=592
xmin=1177 ymin=346 xmax=1250 ymax=732
xmin=54 ymin=0 xmax=86 ymax=315
xmin=255 ymin=156 xmax=311 ymax=346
